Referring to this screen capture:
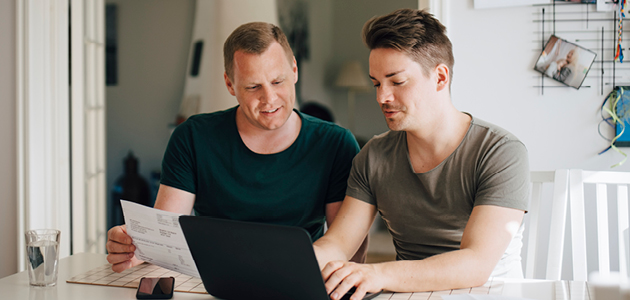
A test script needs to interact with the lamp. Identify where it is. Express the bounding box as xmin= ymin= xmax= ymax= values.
xmin=335 ymin=60 xmax=371 ymax=133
